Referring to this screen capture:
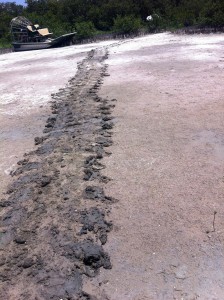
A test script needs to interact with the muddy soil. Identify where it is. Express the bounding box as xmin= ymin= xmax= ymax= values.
xmin=0 ymin=47 xmax=115 ymax=299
